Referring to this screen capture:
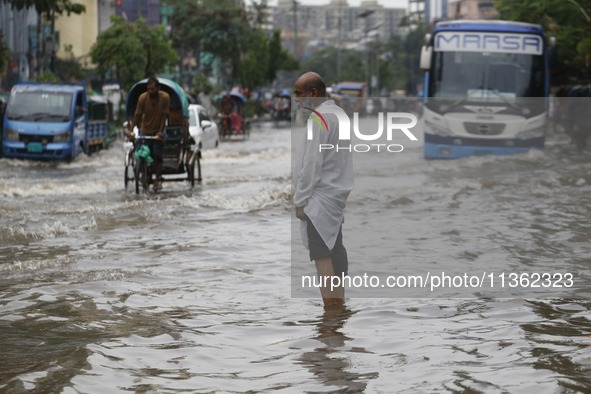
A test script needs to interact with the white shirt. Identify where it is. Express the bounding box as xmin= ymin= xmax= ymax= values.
xmin=293 ymin=99 xmax=354 ymax=250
